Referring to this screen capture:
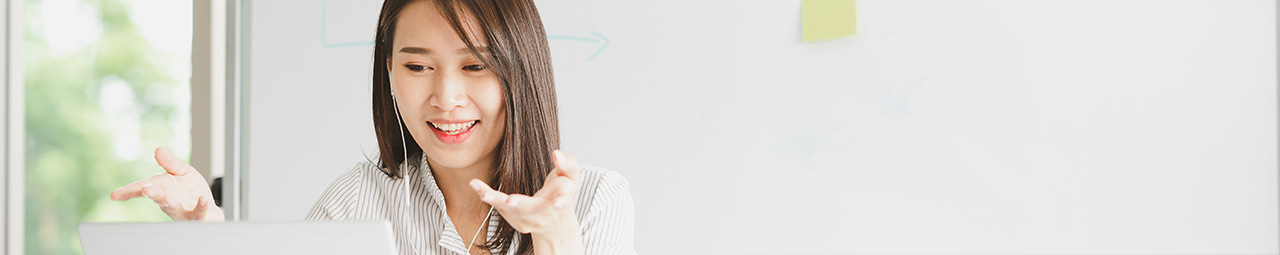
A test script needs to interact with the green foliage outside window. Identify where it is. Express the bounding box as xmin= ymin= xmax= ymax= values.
xmin=25 ymin=0 xmax=189 ymax=254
